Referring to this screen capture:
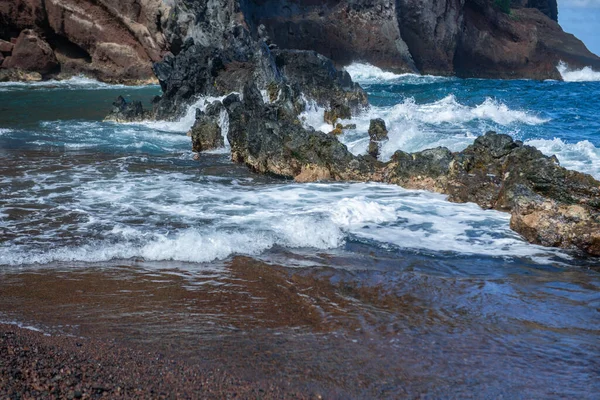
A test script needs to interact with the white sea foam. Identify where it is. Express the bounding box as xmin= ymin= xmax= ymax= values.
xmin=525 ymin=138 xmax=600 ymax=179
xmin=0 ymin=167 xmax=569 ymax=266
xmin=557 ymin=61 xmax=600 ymax=82
xmin=136 ymin=94 xmax=234 ymax=134
xmin=0 ymin=319 xmax=44 ymax=333
xmin=35 ymin=120 xmax=190 ymax=153
xmin=301 ymin=94 xmax=549 ymax=161
xmin=0 ymin=75 xmax=159 ymax=91
xmin=344 ymin=62 xmax=451 ymax=85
